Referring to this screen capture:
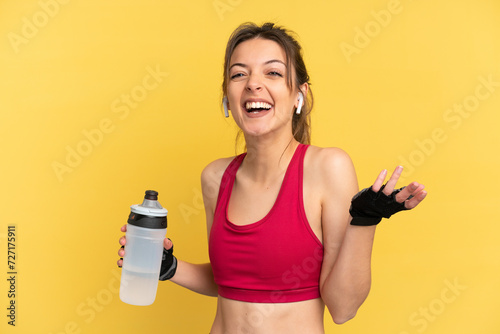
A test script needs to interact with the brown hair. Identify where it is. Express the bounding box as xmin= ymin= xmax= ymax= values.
xmin=222 ymin=22 xmax=314 ymax=145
